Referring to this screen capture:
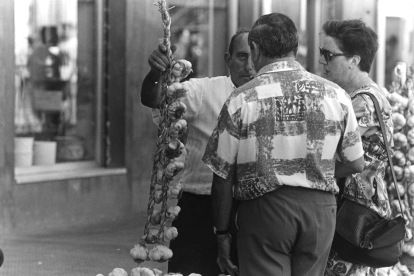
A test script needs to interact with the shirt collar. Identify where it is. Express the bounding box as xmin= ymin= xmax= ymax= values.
xmin=256 ymin=60 xmax=304 ymax=77
xmin=228 ymin=76 xmax=237 ymax=89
